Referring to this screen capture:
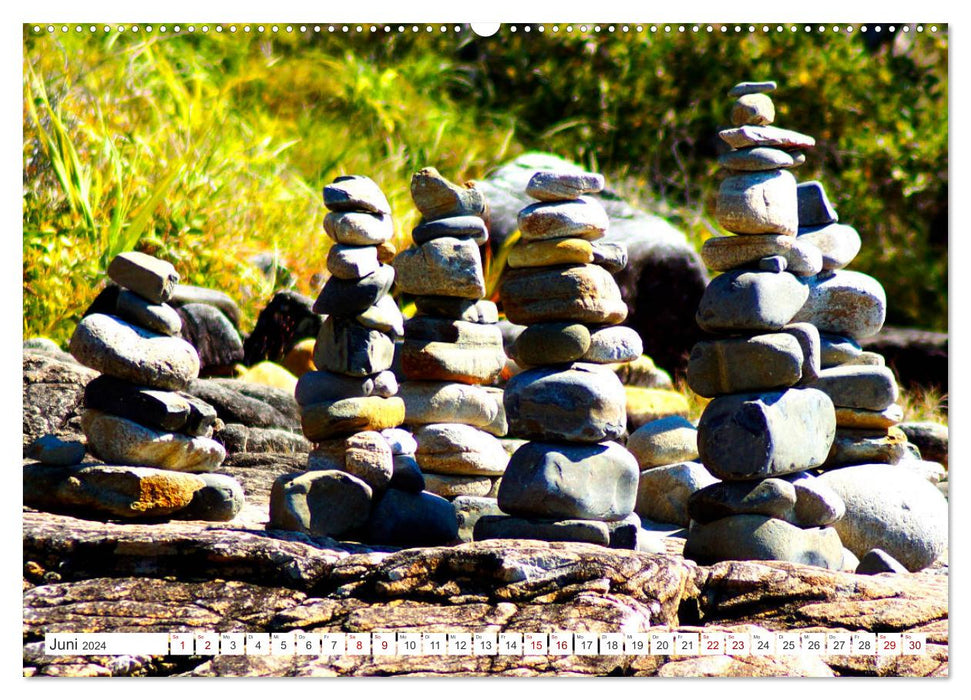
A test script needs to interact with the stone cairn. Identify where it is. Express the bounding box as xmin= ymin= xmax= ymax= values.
xmin=24 ymin=252 xmax=240 ymax=522
xmin=682 ymin=81 xmax=847 ymax=569
xmin=270 ymin=175 xmax=458 ymax=546
xmin=790 ymin=180 xmax=946 ymax=572
xmin=392 ymin=168 xmax=510 ymax=509
xmin=474 ymin=169 xmax=649 ymax=550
